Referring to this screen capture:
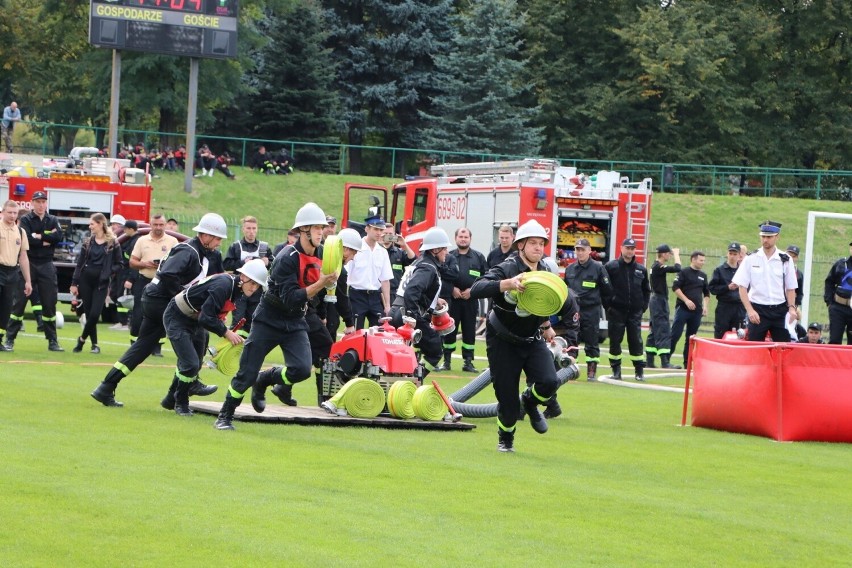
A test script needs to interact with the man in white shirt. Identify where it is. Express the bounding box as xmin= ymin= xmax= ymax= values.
xmin=345 ymin=215 xmax=393 ymax=328
xmin=732 ymin=220 xmax=798 ymax=342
